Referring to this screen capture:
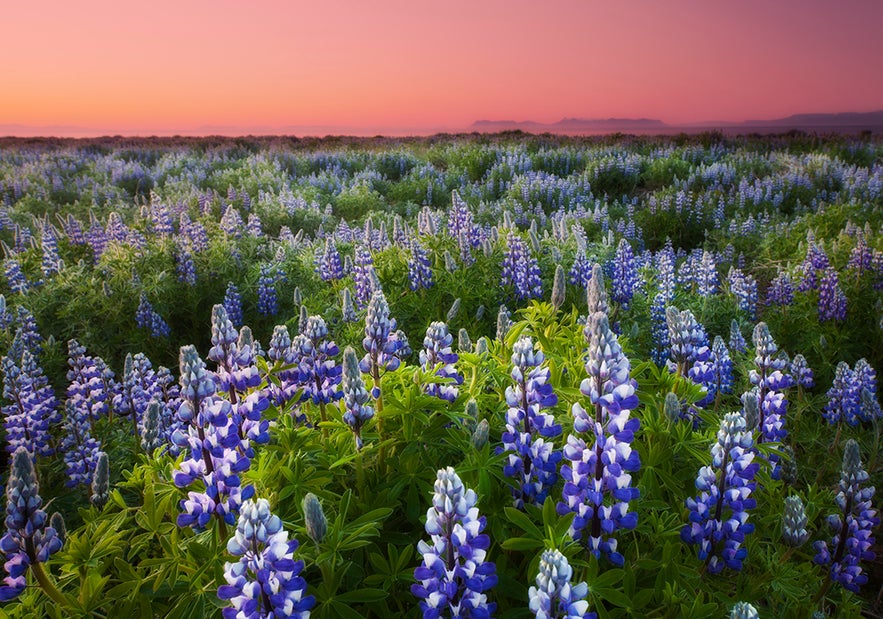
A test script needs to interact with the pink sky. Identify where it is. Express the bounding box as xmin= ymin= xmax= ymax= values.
xmin=2 ymin=0 xmax=882 ymax=136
